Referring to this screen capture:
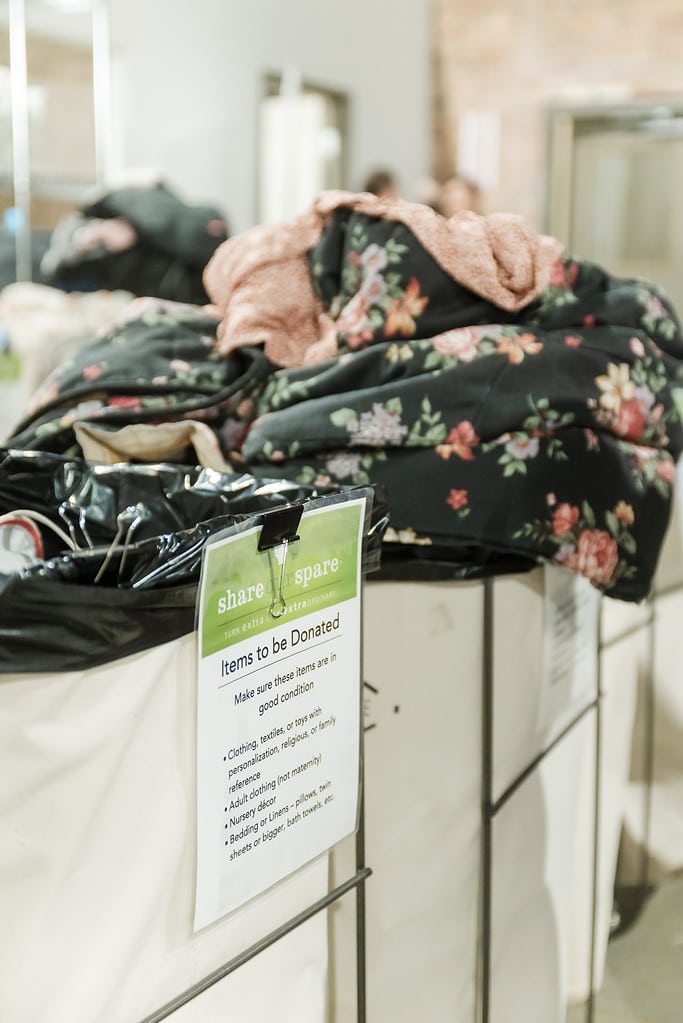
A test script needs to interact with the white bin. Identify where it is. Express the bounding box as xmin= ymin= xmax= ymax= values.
xmin=568 ymin=614 xmax=647 ymax=1004
xmin=491 ymin=711 xmax=594 ymax=1023
xmin=619 ymin=587 xmax=683 ymax=883
xmin=0 ymin=633 xmax=328 ymax=1023
xmin=330 ymin=568 xmax=600 ymax=1023
xmin=613 ymin=487 xmax=683 ymax=887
